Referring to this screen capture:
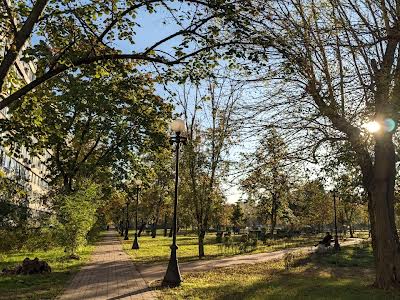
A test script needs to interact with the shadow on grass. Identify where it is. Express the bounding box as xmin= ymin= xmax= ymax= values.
xmin=160 ymin=245 xmax=399 ymax=300
xmin=0 ymin=244 xmax=95 ymax=300
xmin=316 ymin=244 xmax=374 ymax=268
xmin=0 ymin=271 xmax=73 ymax=300
xmin=206 ymin=274 xmax=397 ymax=300
xmin=171 ymin=266 xmax=398 ymax=300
